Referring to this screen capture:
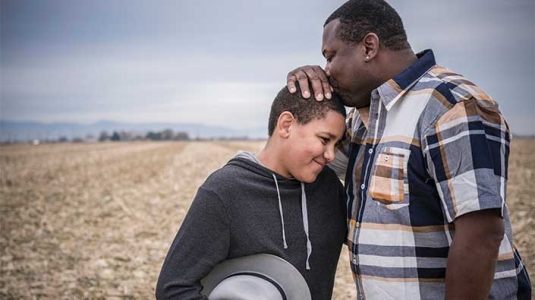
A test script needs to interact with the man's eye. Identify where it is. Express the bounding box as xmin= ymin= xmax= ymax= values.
xmin=320 ymin=137 xmax=329 ymax=145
